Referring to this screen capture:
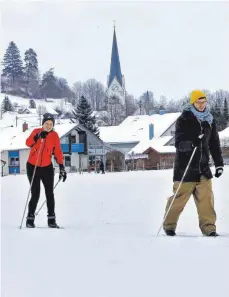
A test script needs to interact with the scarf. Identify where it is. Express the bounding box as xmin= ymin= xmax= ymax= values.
xmin=184 ymin=103 xmax=213 ymax=125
